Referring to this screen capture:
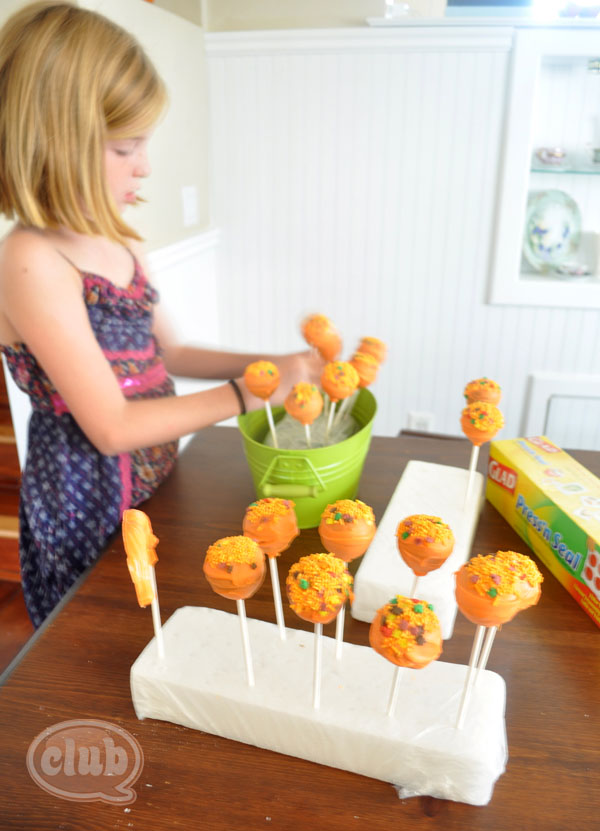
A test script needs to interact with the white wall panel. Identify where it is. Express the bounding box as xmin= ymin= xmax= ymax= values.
xmin=206 ymin=28 xmax=600 ymax=448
